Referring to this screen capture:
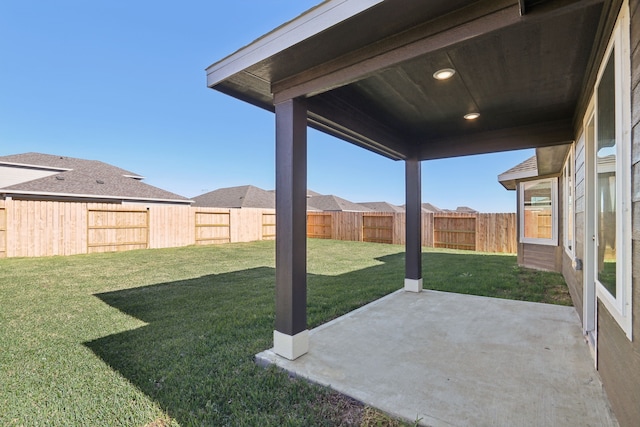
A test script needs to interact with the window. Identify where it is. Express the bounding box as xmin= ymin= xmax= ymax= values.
xmin=596 ymin=51 xmax=617 ymax=298
xmin=520 ymin=178 xmax=558 ymax=246
xmin=563 ymin=149 xmax=574 ymax=255
xmin=591 ymin=2 xmax=632 ymax=339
